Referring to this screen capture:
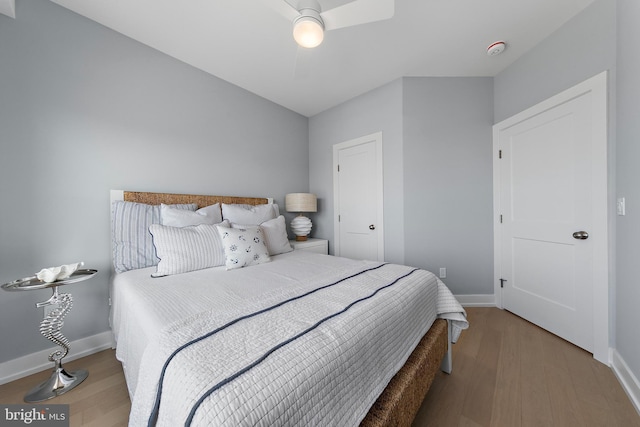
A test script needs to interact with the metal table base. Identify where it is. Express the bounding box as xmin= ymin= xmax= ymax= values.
xmin=24 ymin=361 xmax=88 ymax=402
xmin=2 ymin=269 xmax=97 ymax=402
